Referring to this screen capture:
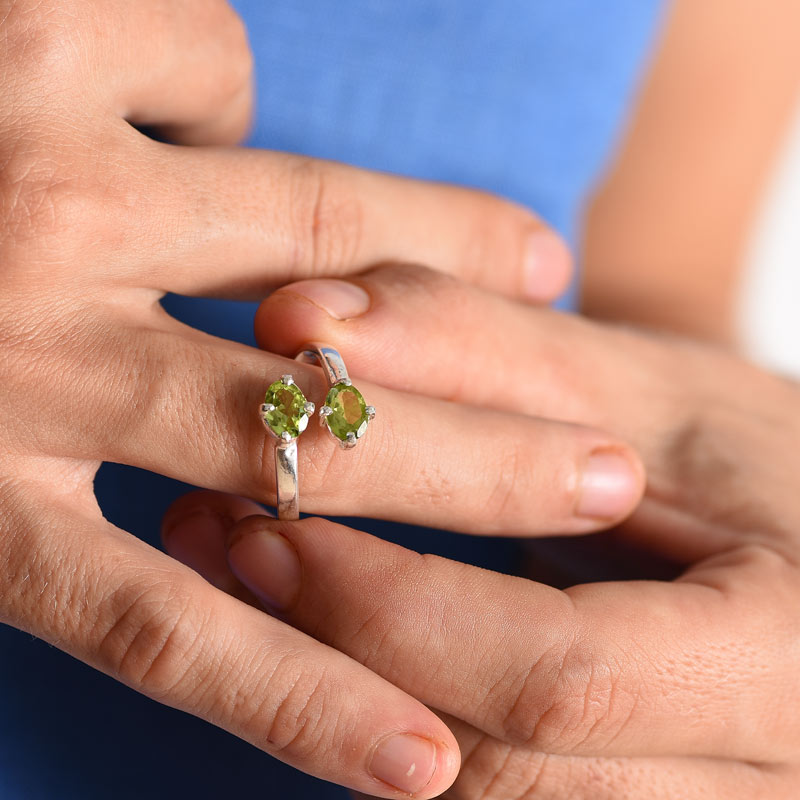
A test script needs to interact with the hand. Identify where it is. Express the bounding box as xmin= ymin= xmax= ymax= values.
xmin=0 ymin=2 xmax=612 ymax=796
xmin=168 ymin=264 xmax=800 ymax=797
